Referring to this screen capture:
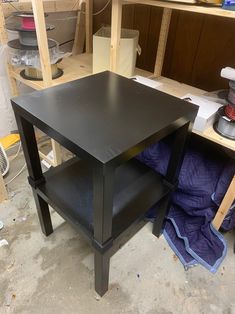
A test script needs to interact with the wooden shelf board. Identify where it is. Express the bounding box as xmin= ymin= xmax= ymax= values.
xmin=124 ymin=0 xmax=235 ymax=19
xmin=10 ymin=53 xmax=92 ymax=90
xmin=152 ymin=76 xmax=235 ymax=151
xmin=2 ymin=0 xmax=80 ymax=17
xmin=132 ymin=72 xmax=235 ymax=151
xmin=194 ymin=127 xmax=235 ymax=152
